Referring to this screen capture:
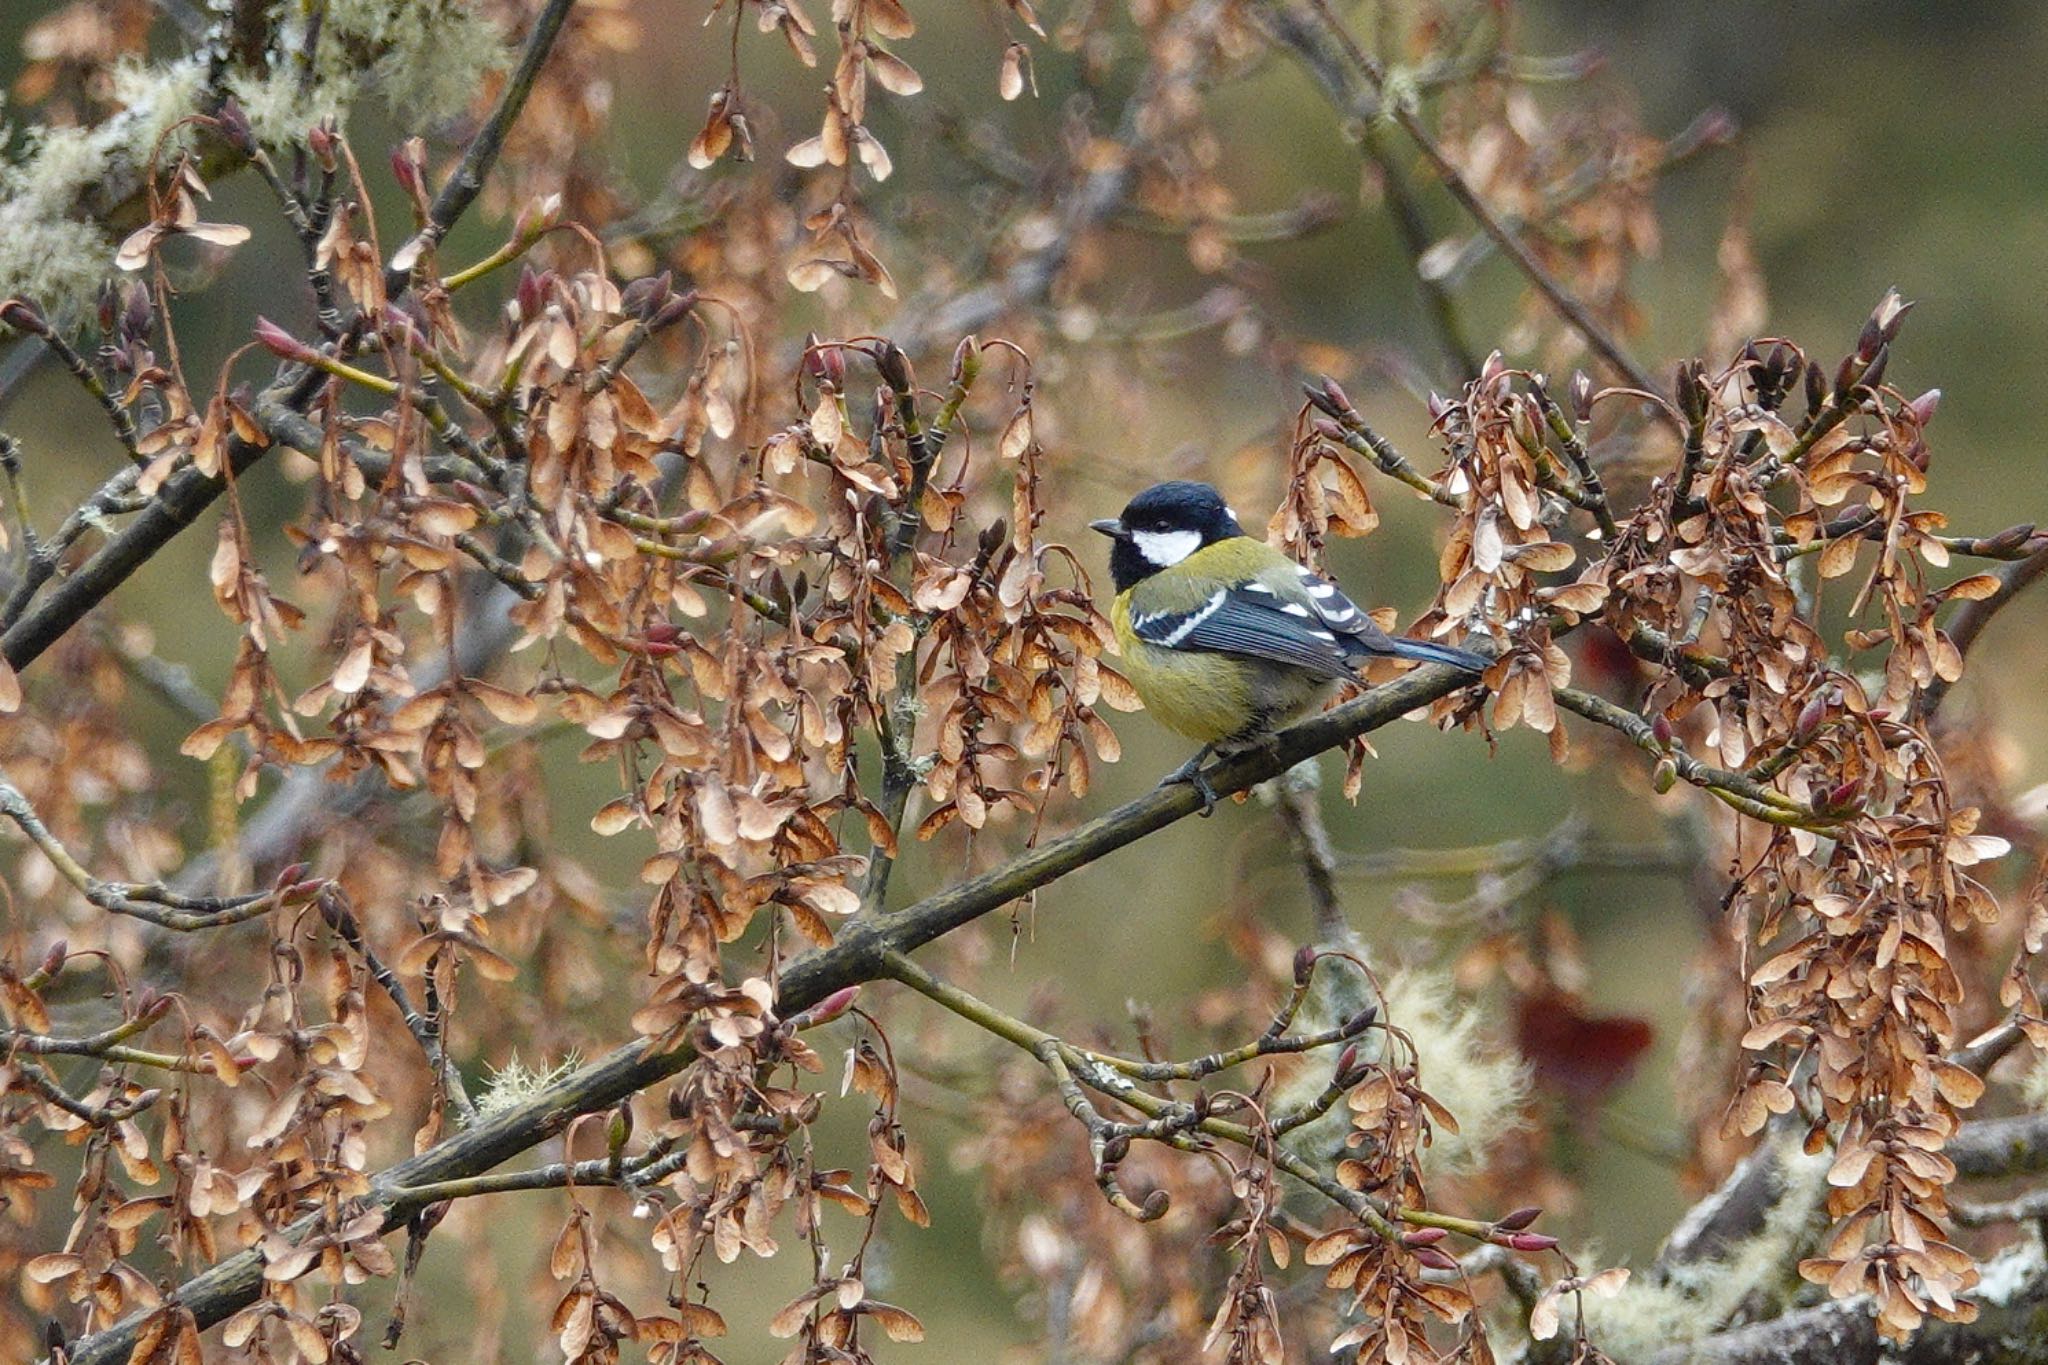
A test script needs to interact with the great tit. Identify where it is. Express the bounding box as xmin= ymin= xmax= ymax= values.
xmin=1090 ymin=480 xmax=1487 ymax=811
